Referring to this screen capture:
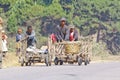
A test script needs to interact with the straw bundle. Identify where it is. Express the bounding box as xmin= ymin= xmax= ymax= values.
xmin=64 ymin=42 xmax=80 ymax=54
